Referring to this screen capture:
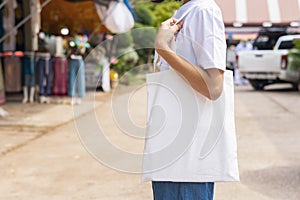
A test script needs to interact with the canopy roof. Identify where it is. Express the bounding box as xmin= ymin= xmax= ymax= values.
xmin=40 ymin=0 xmax=107 ymax=35
xmin=40 ymin=0 xmax=300 ymax=33
xmin=215 ymin=0 xmax=300 ymax=26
